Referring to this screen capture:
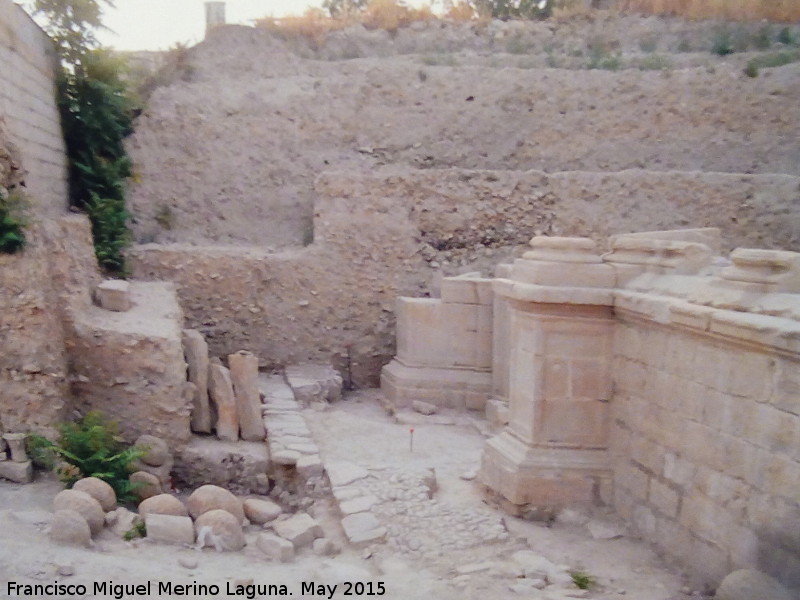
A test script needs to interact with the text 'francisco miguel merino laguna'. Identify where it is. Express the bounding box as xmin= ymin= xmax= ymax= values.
xmin=8 ymin=580 xmax=388 ymax=599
